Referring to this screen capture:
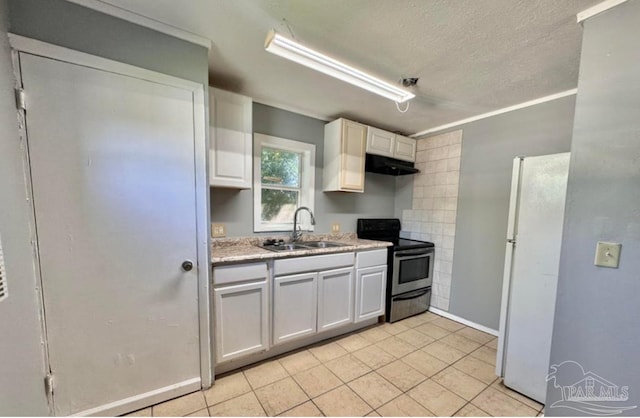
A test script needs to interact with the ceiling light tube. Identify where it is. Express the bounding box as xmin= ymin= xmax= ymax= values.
xmin=265 ymin=29 xmax=415 ymax=103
